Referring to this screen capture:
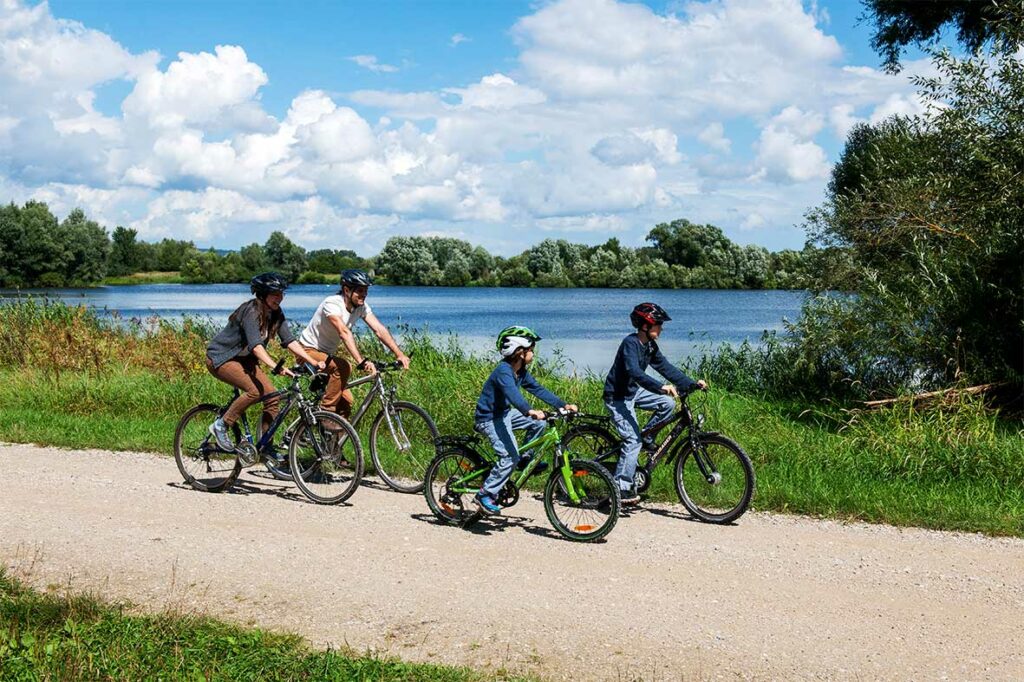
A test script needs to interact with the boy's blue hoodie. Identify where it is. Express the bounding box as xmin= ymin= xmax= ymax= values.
xmin=603 ymin=332 xmax=697 ymax=402
xmin=475 ymin=361 xmax=565 ymax=422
